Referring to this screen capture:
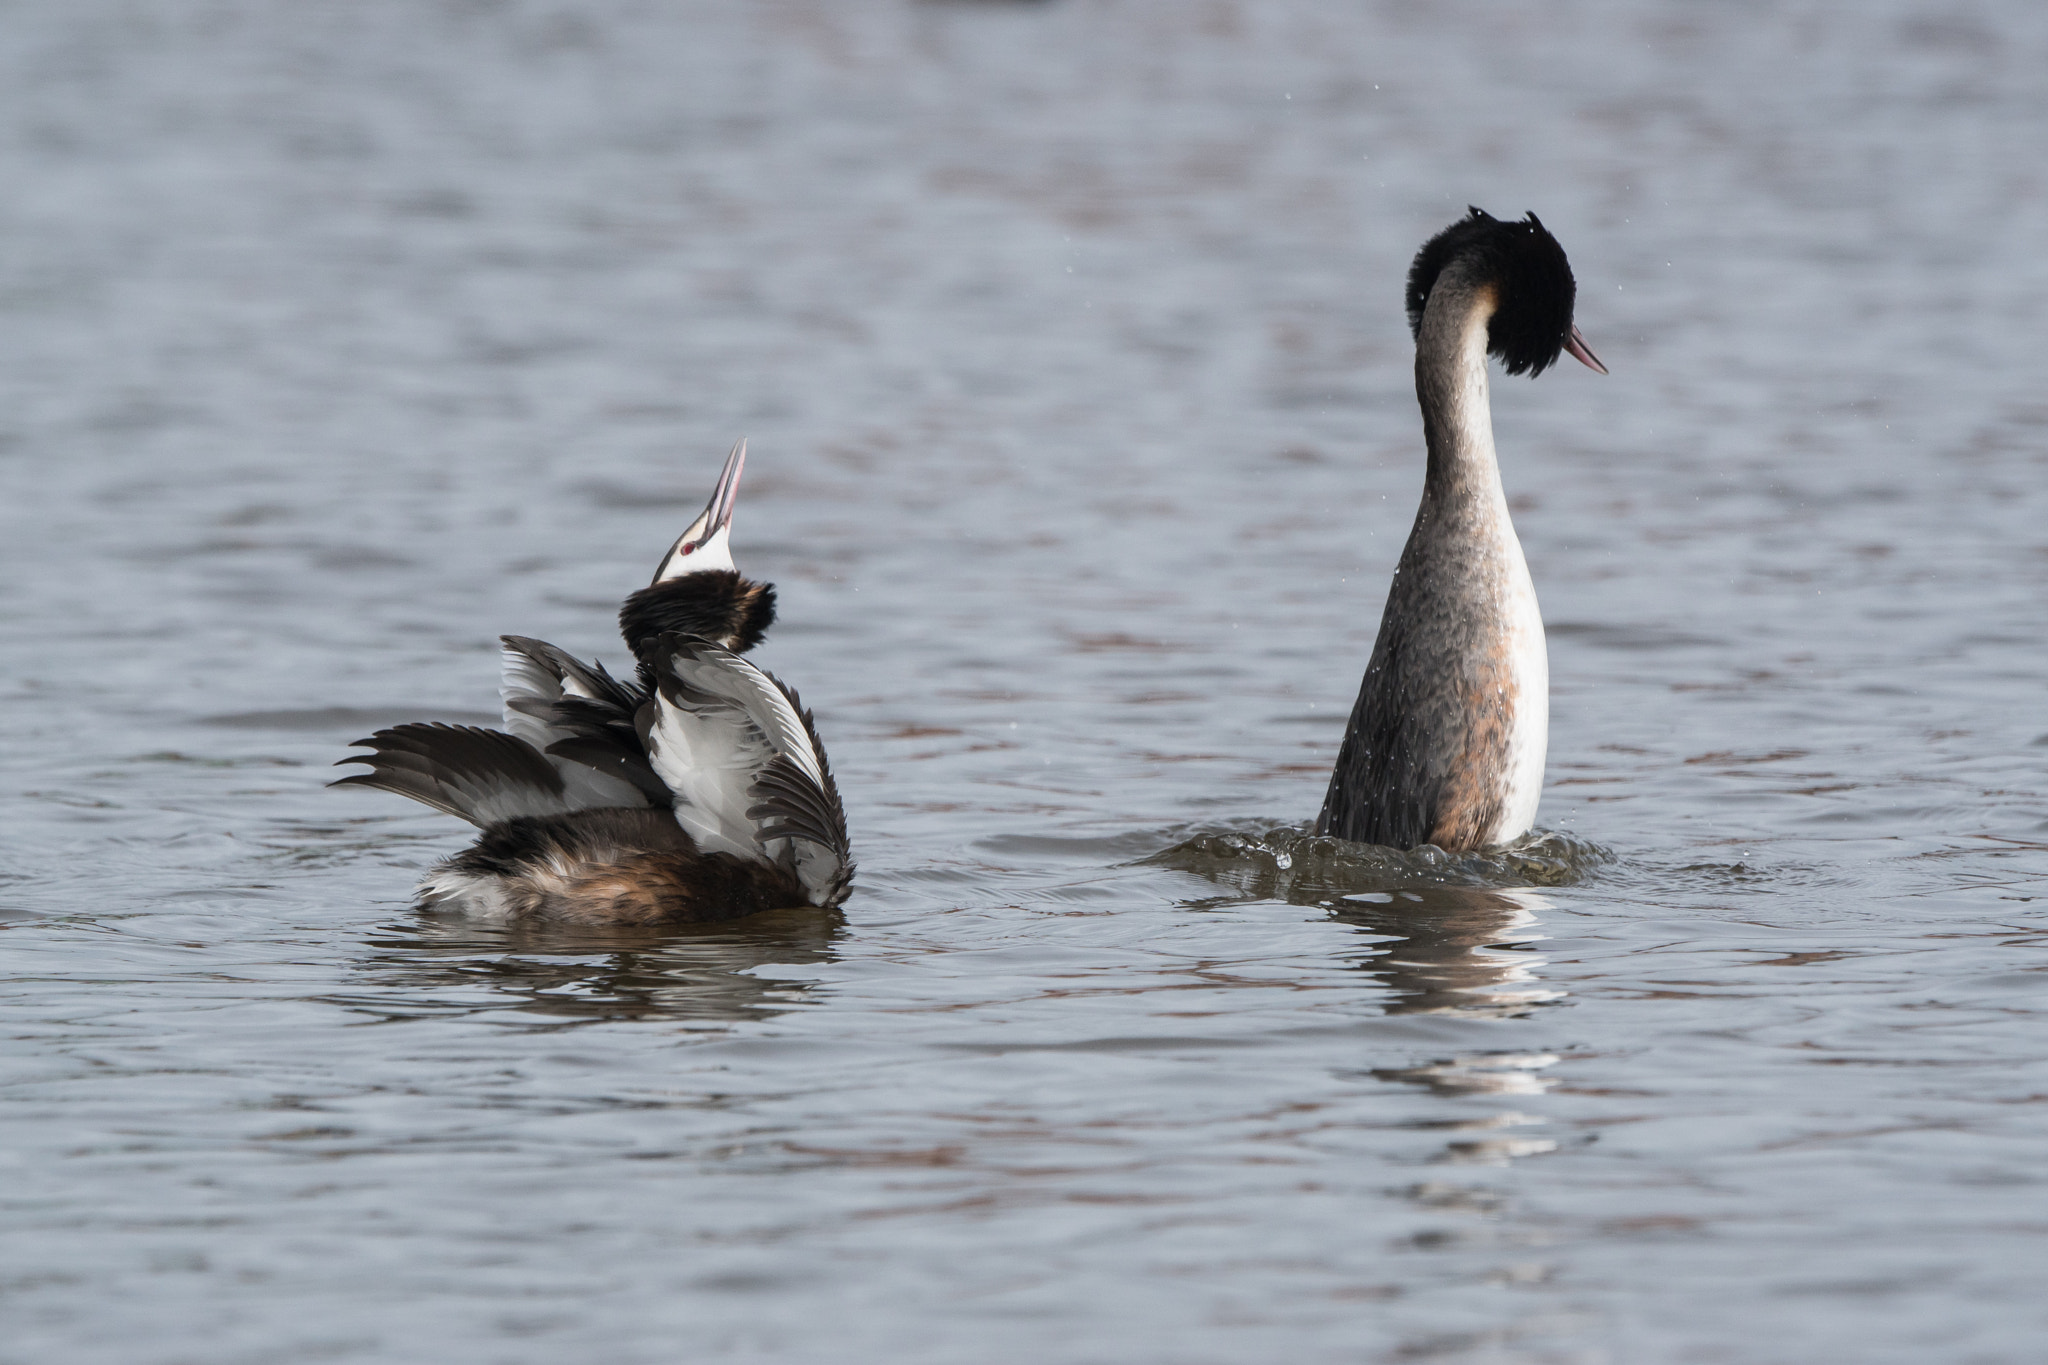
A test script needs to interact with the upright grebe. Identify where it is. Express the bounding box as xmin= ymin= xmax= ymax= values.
xmin=1316 ymin=209 xmax=1605 ymax=851
xmin=335 ymin=440 xmax=852 ymax=921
